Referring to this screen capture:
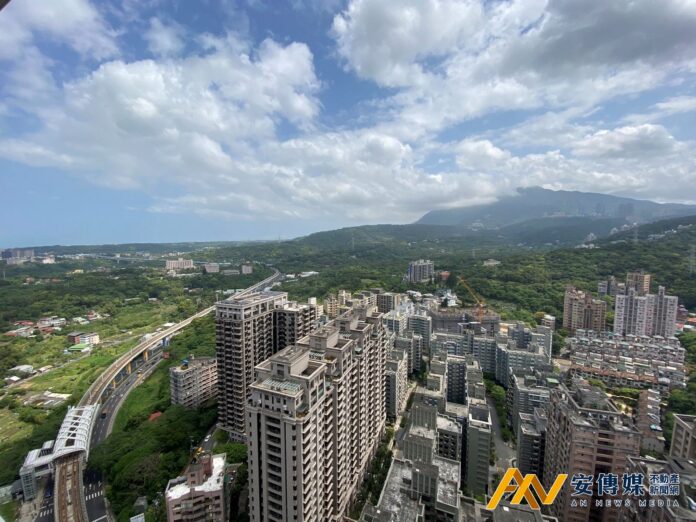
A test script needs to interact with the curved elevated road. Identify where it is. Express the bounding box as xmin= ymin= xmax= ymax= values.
xmin=52 ymin=269 xmax=281 ymax=522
